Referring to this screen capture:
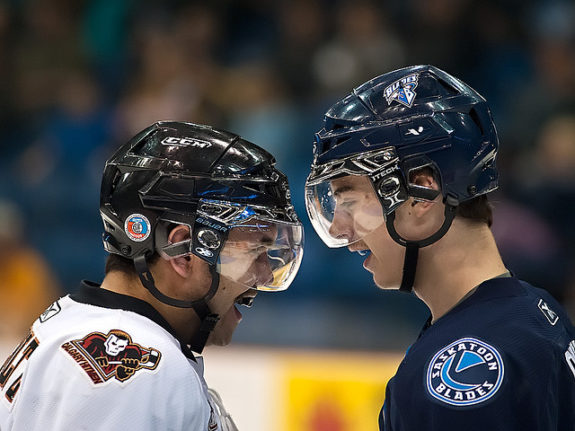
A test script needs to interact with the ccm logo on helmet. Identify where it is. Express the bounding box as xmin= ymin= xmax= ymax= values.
xmin=161 ymin=136 xmax=212 ymax=148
